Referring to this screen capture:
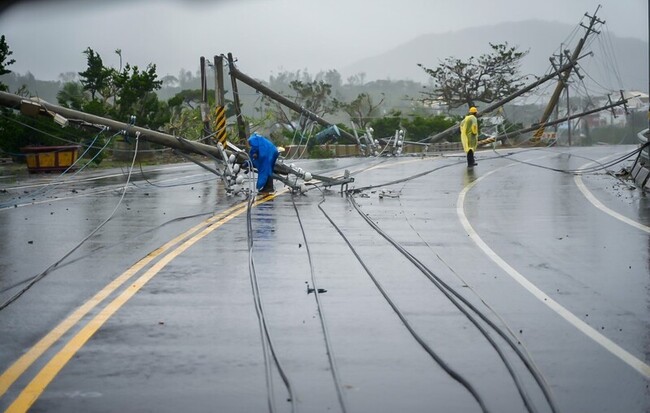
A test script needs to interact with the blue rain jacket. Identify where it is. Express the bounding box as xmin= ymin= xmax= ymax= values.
xmin=248 ymin=133 xmax=279 ymax=190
